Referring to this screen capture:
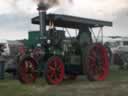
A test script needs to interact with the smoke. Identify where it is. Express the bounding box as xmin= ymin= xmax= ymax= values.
xmin=33 ymin=0 xmax=58 ymax=8
xmin=32 ymin=0 xmax=128 ymax=20
xmin=2 ymin=0 xmax=73 ymax=14
xmin=33 ymin=0 xmax=73 ymax=9
xmin=0 ymin=0 xmax=128 ymax=19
